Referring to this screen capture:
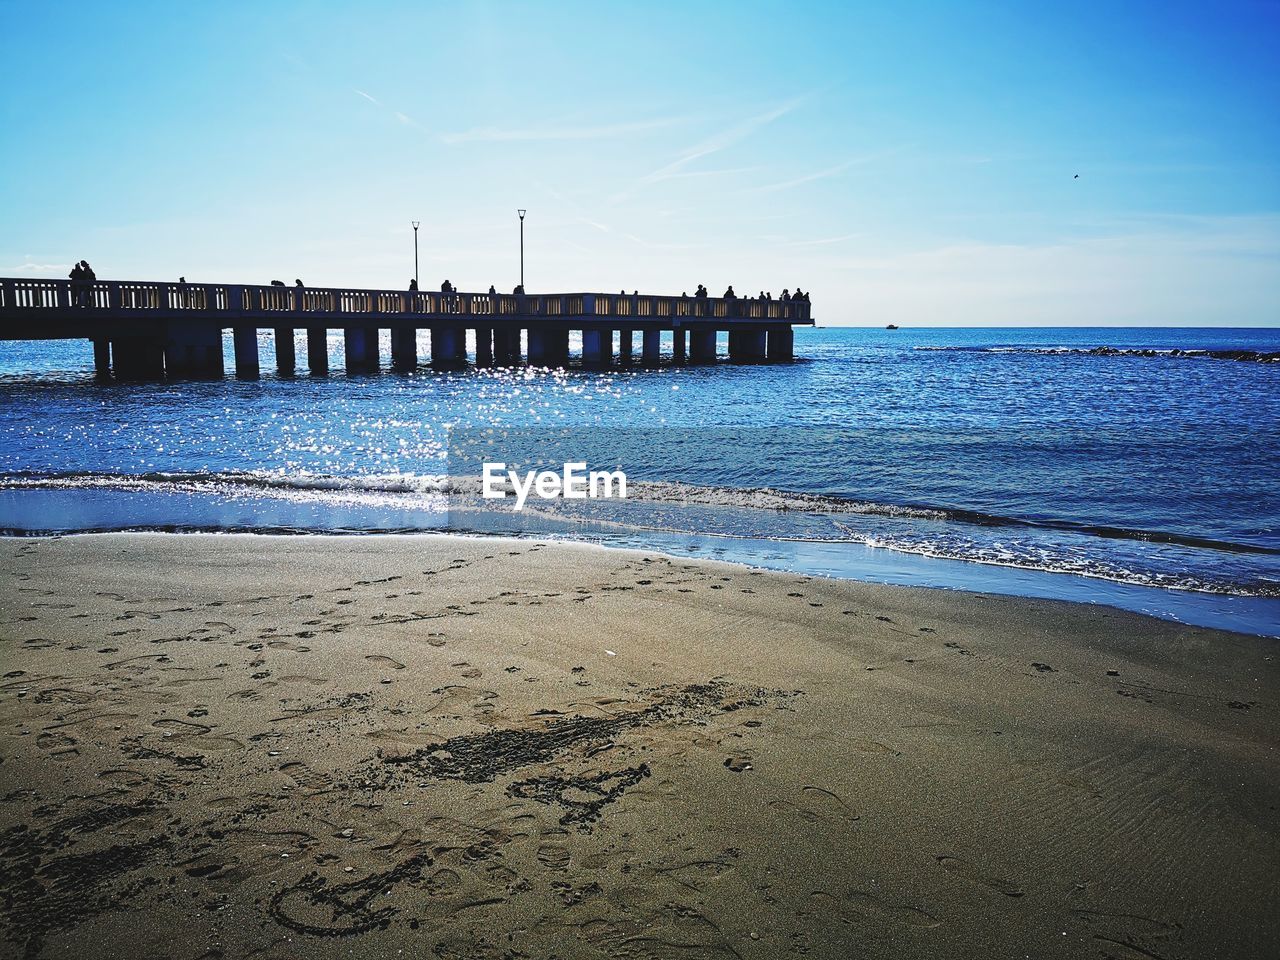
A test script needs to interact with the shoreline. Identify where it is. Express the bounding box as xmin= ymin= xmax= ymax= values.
xmin=4 ymin=527 xmax=1277 ymax=639
xmin=2 ymin=533 xmax=1277 ymax=958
